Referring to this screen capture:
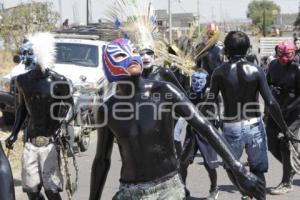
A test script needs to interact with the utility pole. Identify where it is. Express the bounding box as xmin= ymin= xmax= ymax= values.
xmin=262 ymin=2 xmax=266 ymax=37
xmin=87 ymin=0 xmax=89 ymax=25
xmin=58 ymin=0 xmax=62 ymax=25
xmin=0 ymin=0 xmax=4 ymax=10
xmin=168 ymin=0 xmax=172 ymax=44
xmin=197 ymin=0 xmax=200 ymax=36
